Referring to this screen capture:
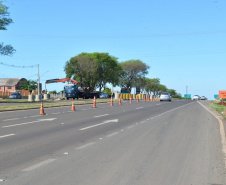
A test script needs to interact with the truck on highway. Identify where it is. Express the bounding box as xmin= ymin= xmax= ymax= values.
xmin=45 ymin=78 xmax=100 ymax=100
